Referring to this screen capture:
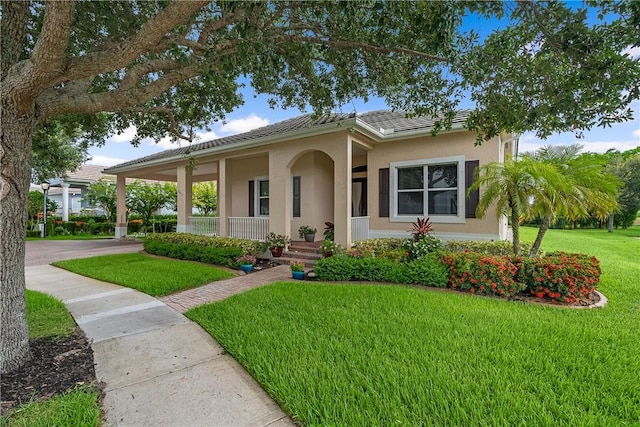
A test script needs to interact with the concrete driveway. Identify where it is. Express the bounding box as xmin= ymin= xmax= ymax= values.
xmin=25 ymin=238 xmax=143 ymax=266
